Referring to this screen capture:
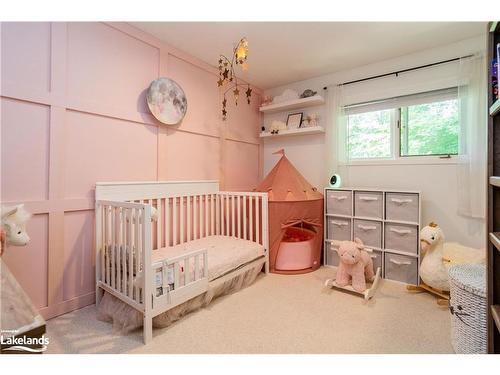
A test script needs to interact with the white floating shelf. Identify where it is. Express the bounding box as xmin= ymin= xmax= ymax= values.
xmin=259 ymin=126 xmax=325 ymax=138
xmin=259 ymin=95 xmax=325 ymax=113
